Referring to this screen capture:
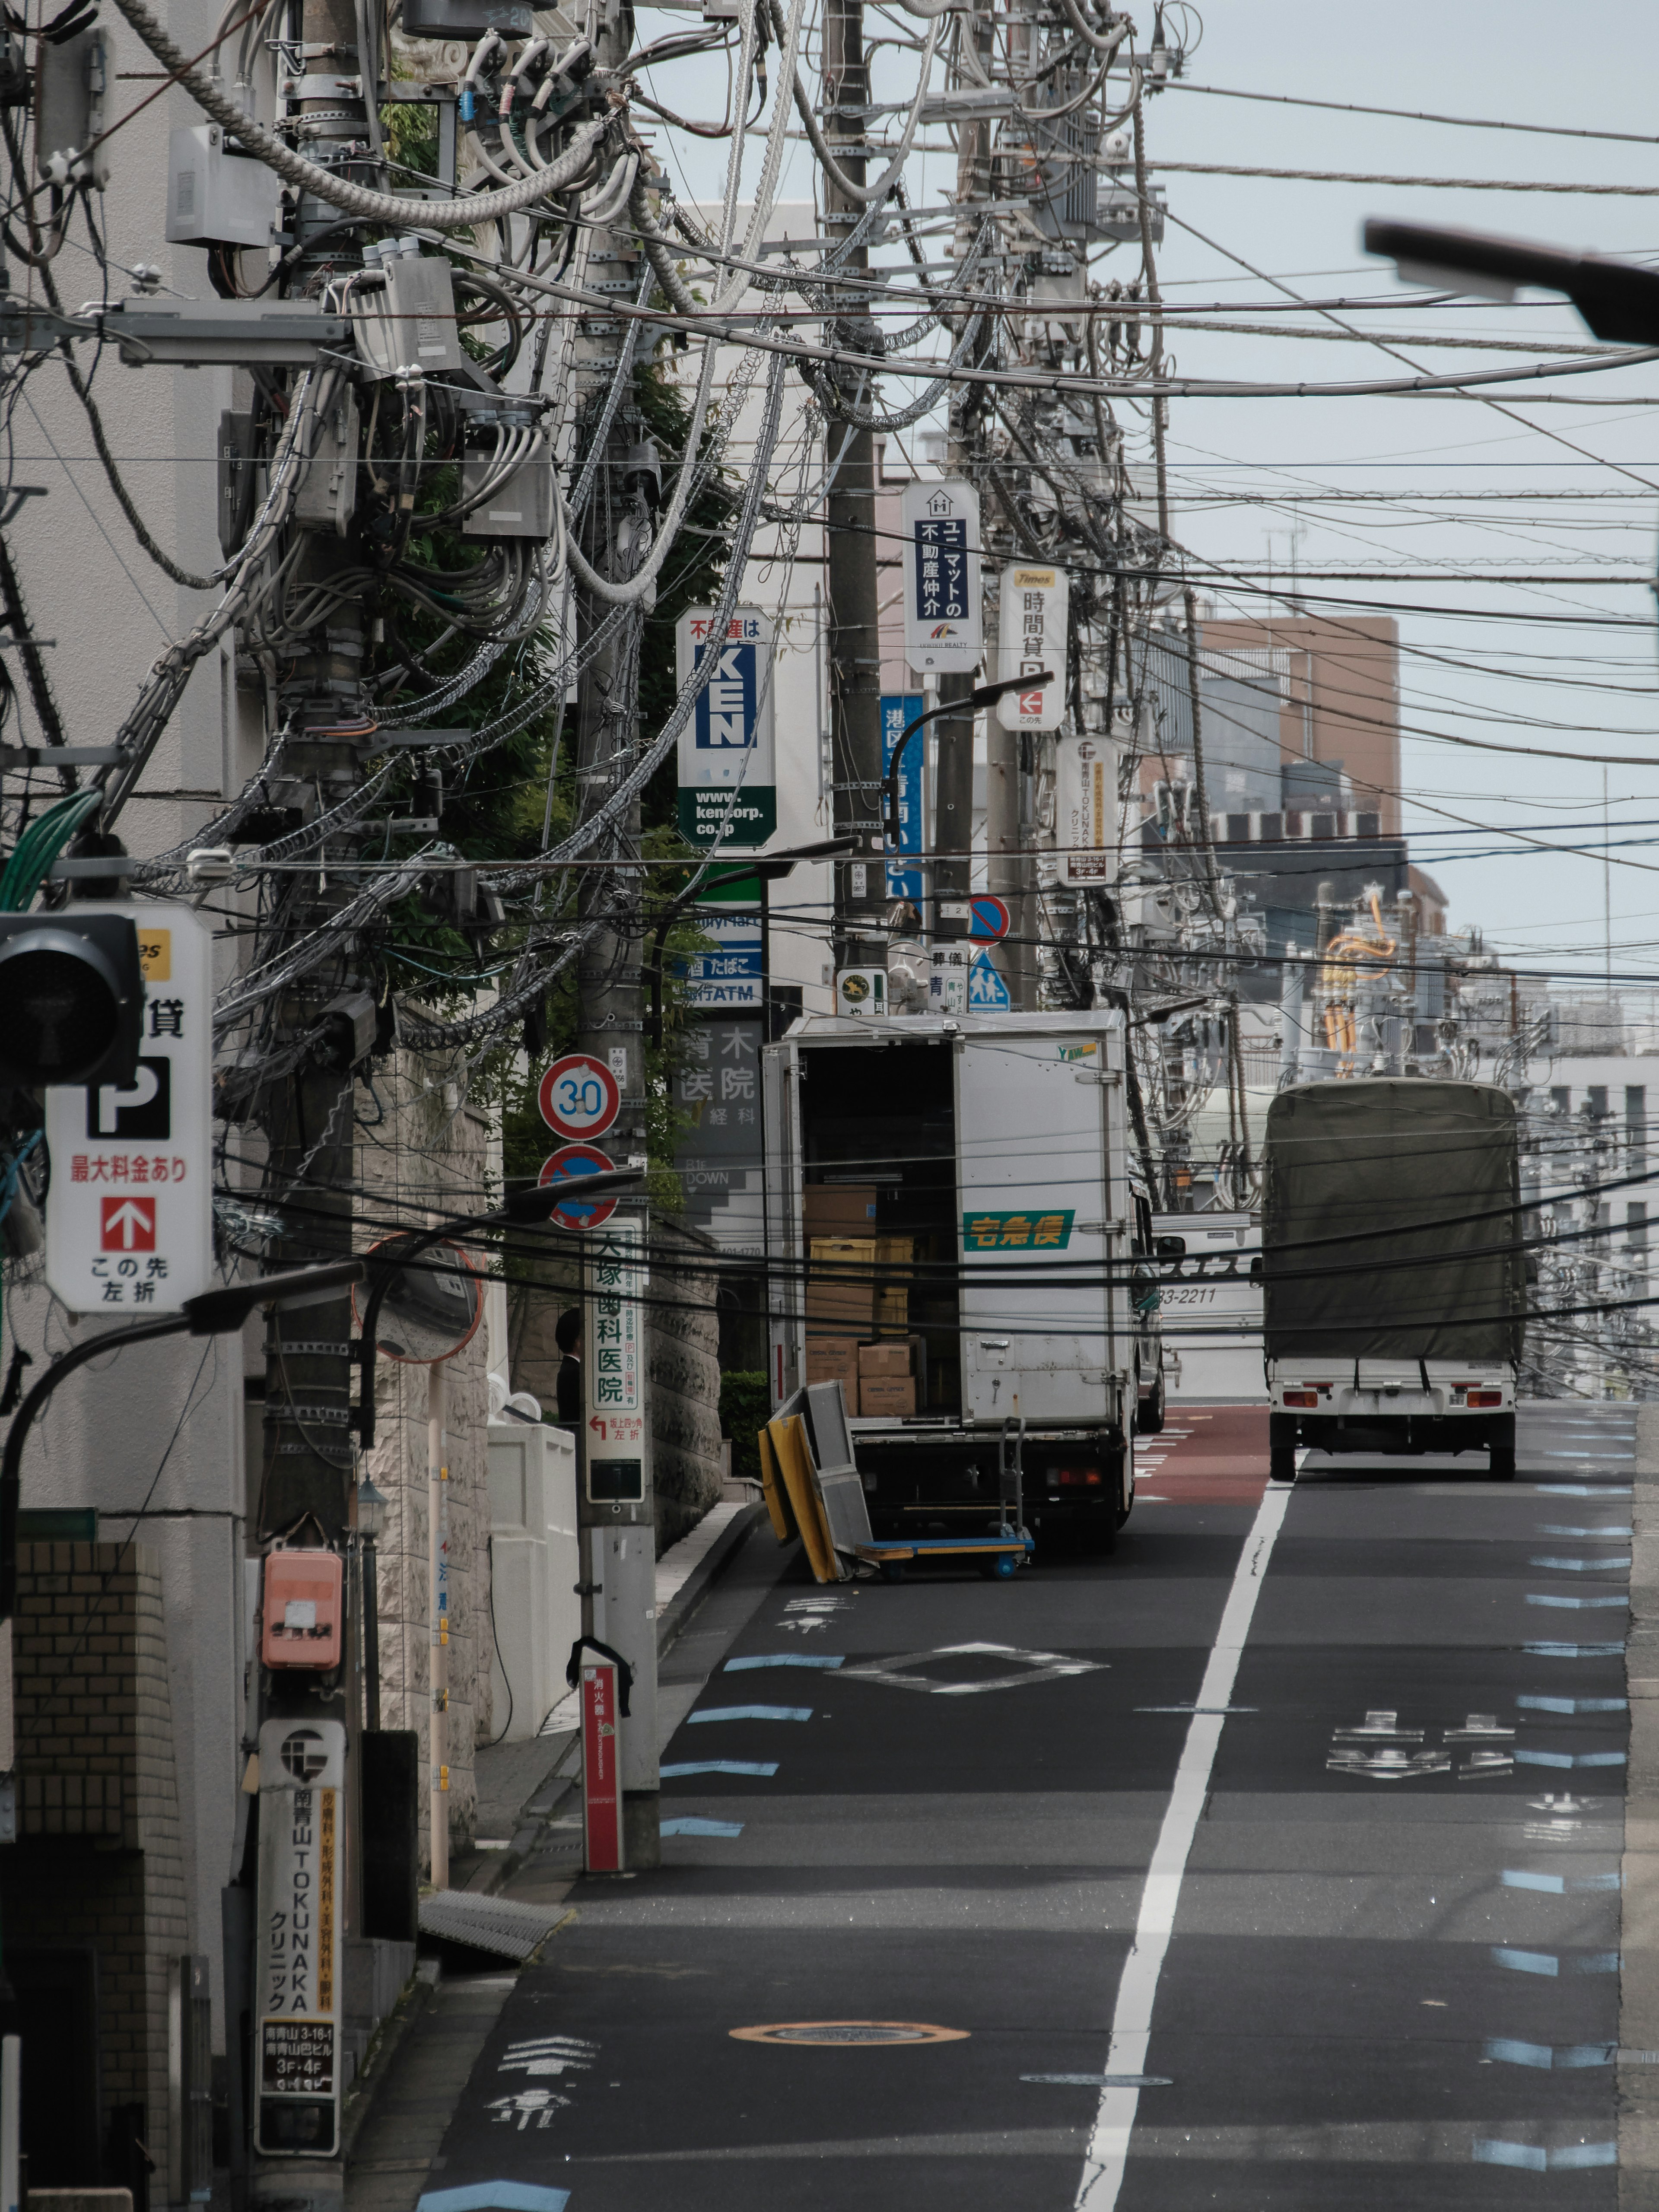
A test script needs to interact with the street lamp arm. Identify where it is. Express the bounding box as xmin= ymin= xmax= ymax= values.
xmin=355 ymin=1169 xmax=643 ymax=1452
xmin=0 ymin=1258 xmax=368 ymax=1619
xmin=1363 ymin=219 xmax=1659 ymax=346
xmin=881 ymin=673 xmax=1054 ymax=855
